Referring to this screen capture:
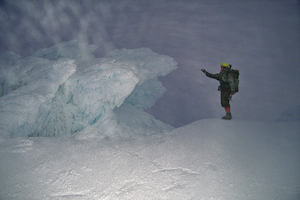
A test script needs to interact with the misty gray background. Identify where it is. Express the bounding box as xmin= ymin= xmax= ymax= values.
xmin=1 ymin=0 xmax=299 ymax=127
